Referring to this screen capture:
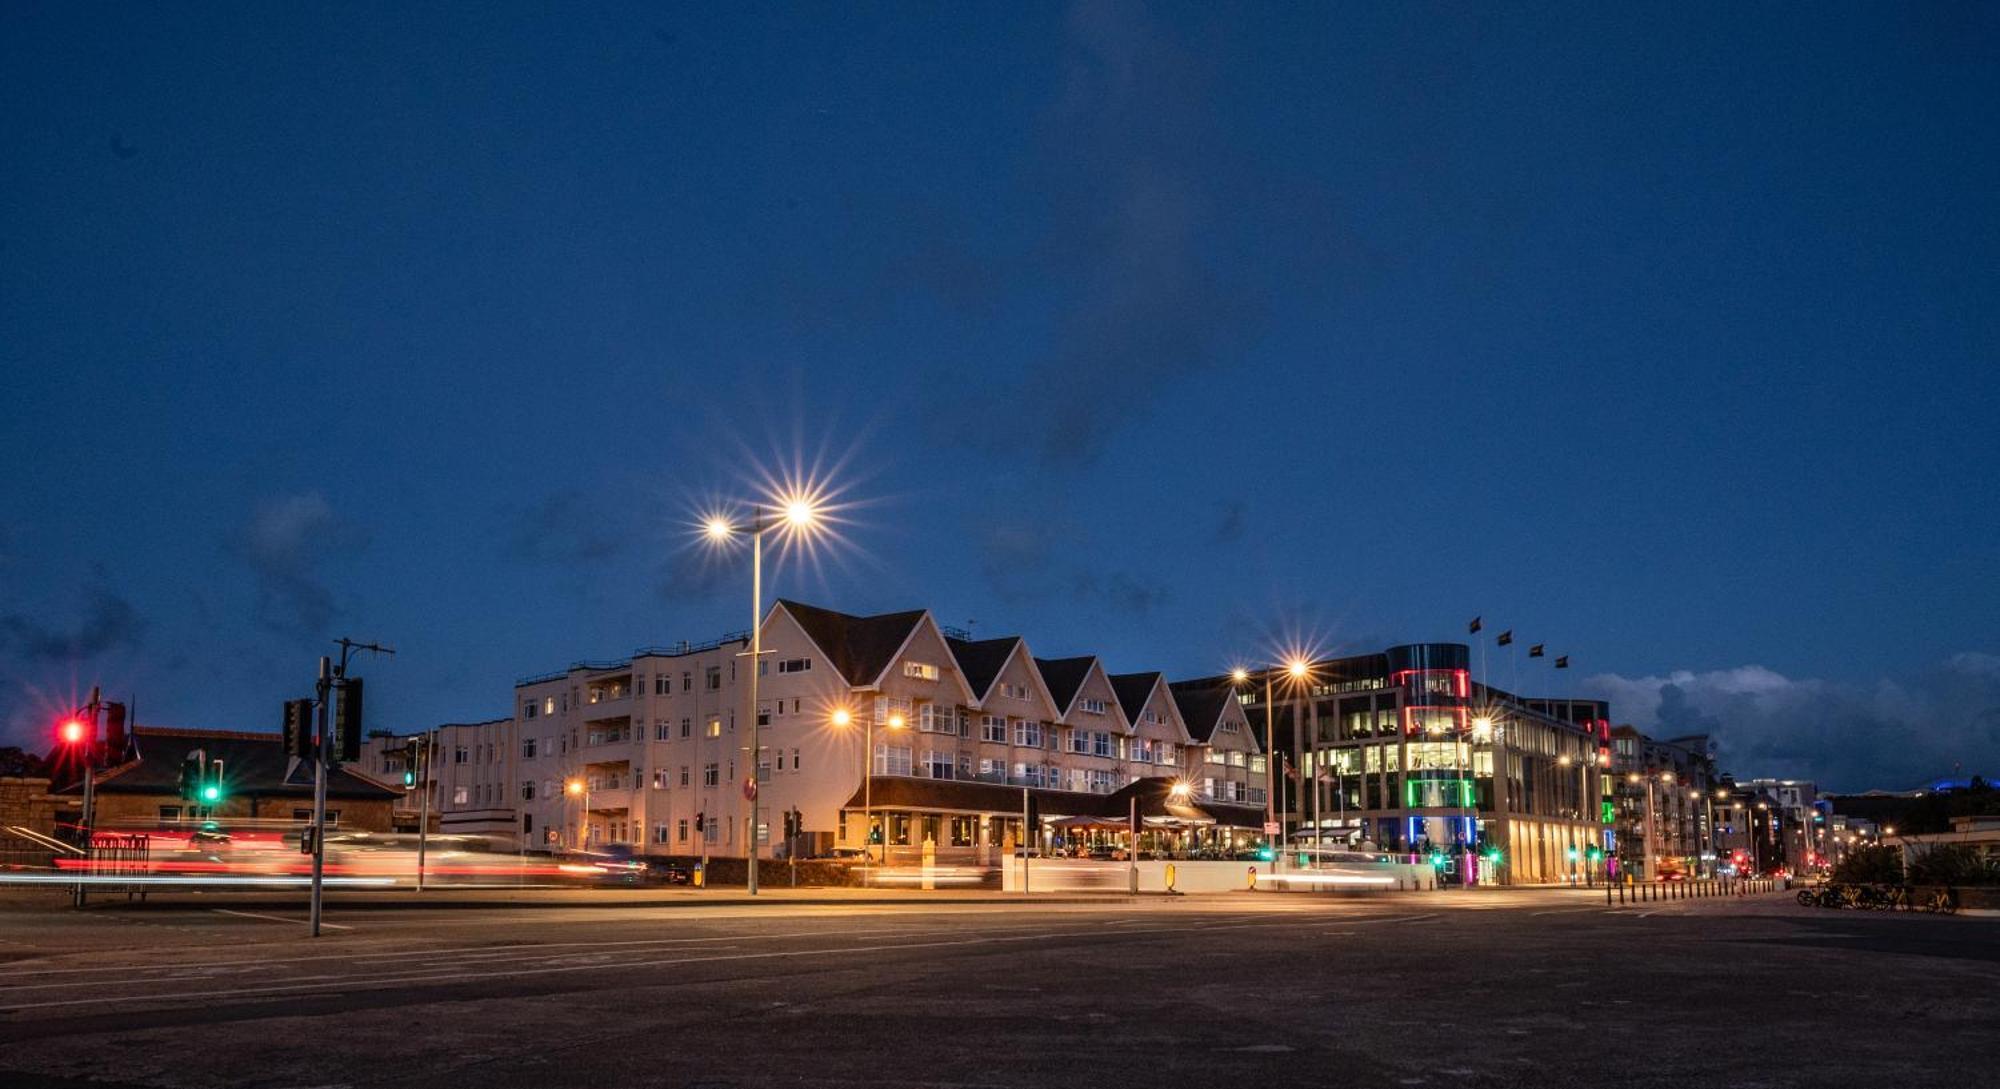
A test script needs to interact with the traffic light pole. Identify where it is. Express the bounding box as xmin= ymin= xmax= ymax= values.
xmin=416 ymin=729 xmax=433 ymax=892
xmin=310 ymin=655 xmax=331 ymax=937
xmin=72 ymin=687 xmax=102 ymax=910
